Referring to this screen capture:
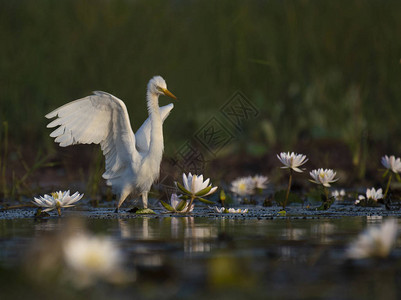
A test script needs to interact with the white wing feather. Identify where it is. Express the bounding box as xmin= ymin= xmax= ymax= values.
xmin=135 ymin=103 xmax=174 ymax=153
xmin=45 ymin=91 xmax=138 ymax=180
